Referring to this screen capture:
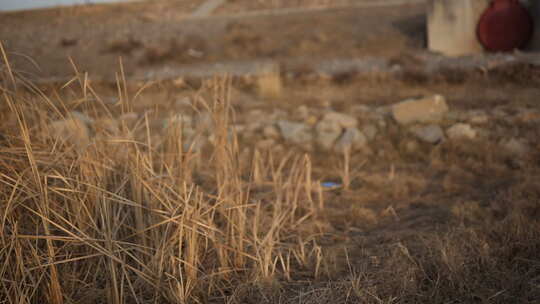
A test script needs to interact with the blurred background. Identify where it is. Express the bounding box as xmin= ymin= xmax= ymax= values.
xmin=0 ymin=0 xmax=134 ymax=12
